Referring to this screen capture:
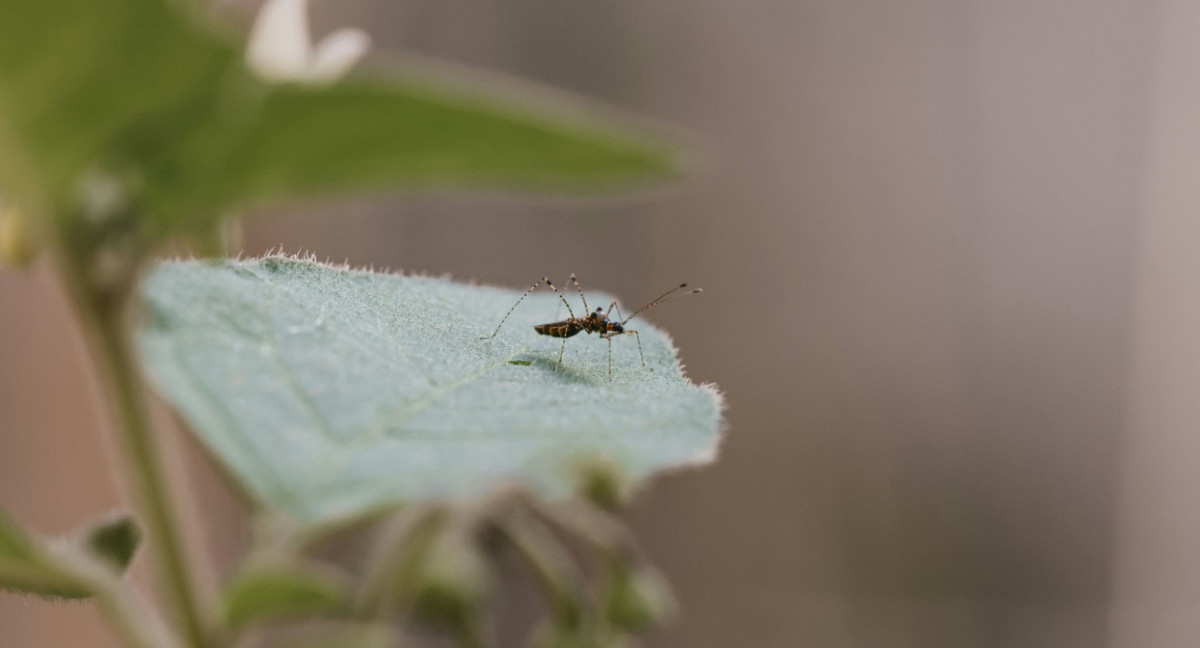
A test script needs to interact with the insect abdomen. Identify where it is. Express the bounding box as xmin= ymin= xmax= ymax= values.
xmin=534 ymin=321 xmax=582 ymax=338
